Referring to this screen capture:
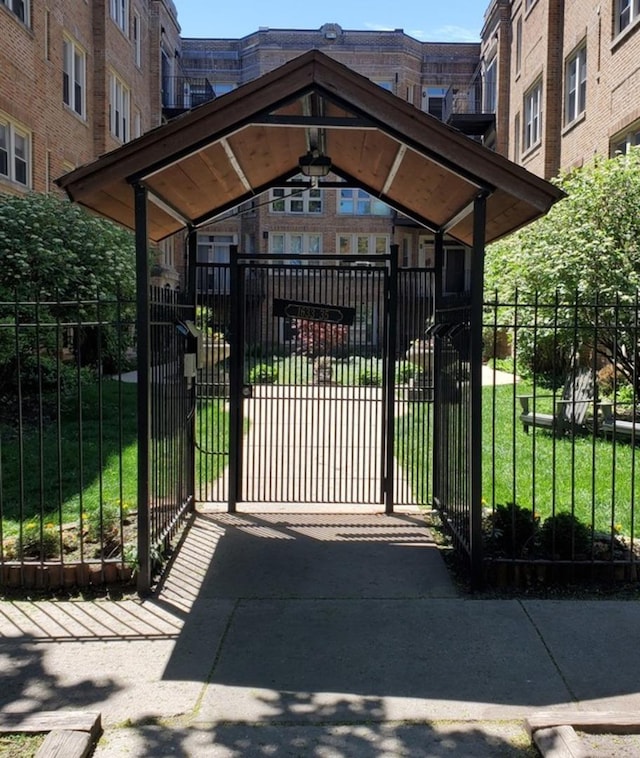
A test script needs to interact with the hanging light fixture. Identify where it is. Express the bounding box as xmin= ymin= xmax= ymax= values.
xmin=298 ymin=149 xmax=332 ymax=177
